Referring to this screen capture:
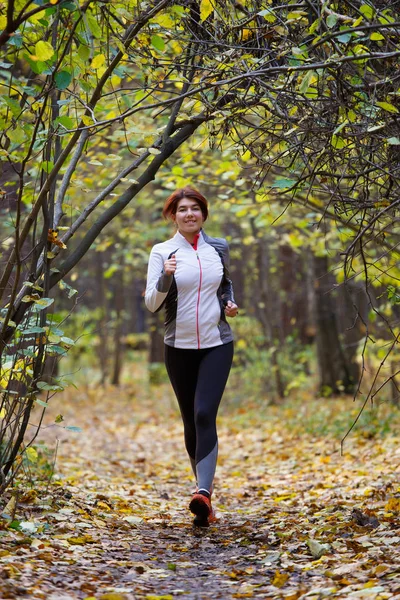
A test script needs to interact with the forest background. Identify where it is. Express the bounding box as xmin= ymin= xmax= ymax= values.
xmin=0 ymin=0 xmax=399 ymax=495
